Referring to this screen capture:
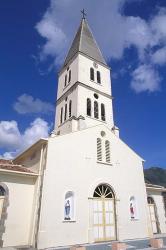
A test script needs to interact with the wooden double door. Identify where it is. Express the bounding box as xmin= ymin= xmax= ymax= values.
xmin=93 ymin=197 xmax=116 ymax=242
